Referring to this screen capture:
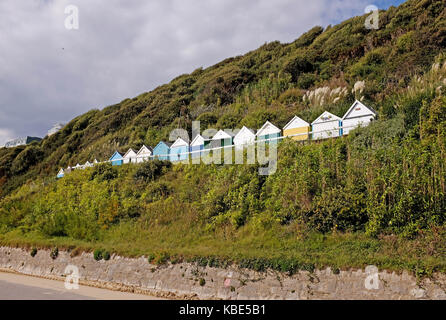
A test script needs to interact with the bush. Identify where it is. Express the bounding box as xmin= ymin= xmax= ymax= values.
xmin=11 ymin=145 xmax=43 ymax=175
xmin=199 ymin=278 xmax=206 ymax=286
xmin=297 ymin=73 xmax=317 ymax=89
xmin=90 ymin=163 xmax=118 ymax=182
xmin=154 ymin=251 xmax=170 ymax=265
xmin=147 ymin=253 xmax=156 ymax=263
xmin=102 ymin=250 xmax=111 ymax=261
xmin=50 ymin=247 xmax=58 ymax=260
xmin=94 ymin=249 xmax=103 ymax=261
xmin=133 ymin=160 xmax=171 ymax=183
xmin=30 ymin=248 xmax=37 ymax=257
